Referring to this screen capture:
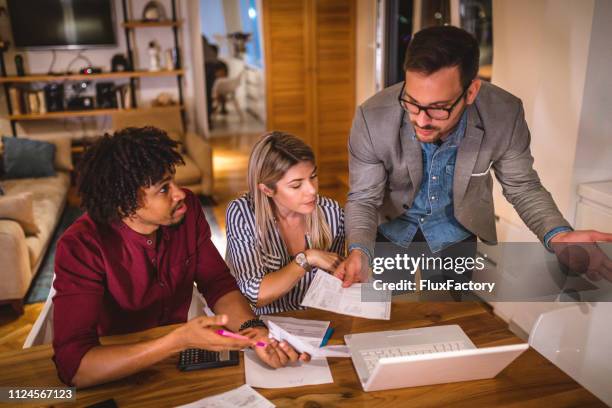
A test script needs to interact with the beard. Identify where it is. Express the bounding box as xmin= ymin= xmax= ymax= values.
xmin=171 ymin=200 xmax=184 ymax=215
xmin=167 ymin=201 xmax=187 ymax=227
xmin=412 ymin=123 xmax=442 ymax=143
xmin=168 ymin=215 xmax=186 ymax=227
